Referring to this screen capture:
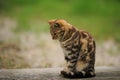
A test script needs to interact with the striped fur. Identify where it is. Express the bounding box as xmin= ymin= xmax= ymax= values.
xmin=48 ymin=19 xmax=96 ymax=78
